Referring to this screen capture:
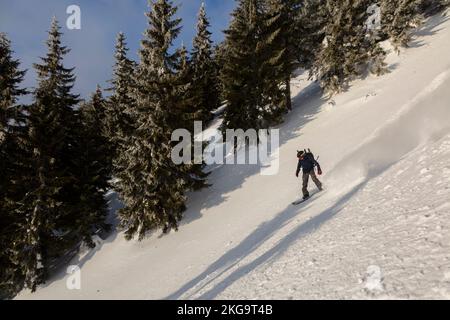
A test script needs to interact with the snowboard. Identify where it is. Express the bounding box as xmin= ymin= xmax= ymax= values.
xmin=292 ymin=190 xmax=322 ymax=206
